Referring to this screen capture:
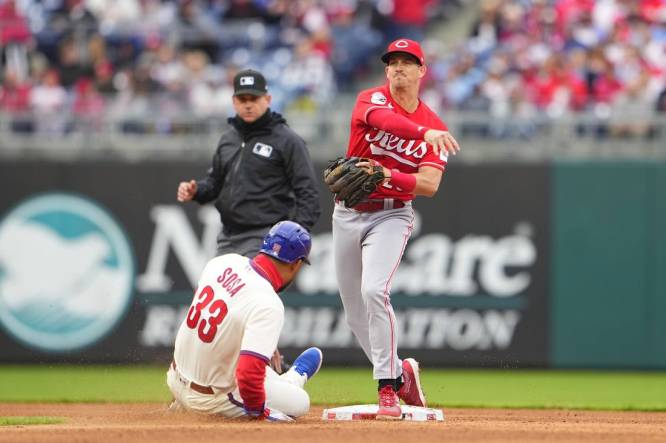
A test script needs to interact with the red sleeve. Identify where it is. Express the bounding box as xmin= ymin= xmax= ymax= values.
xmin=236 ymin=352 xmax=268 ymax=414
xmin=419 ymin=148 xmax=447 ymax=171
xmin=366 ymin=107 xmax=429 ymax=140
xmin=417 ymin=110 xmax=449 ymax=171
